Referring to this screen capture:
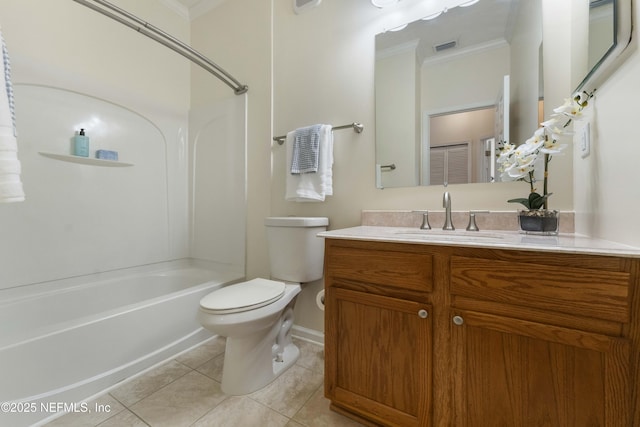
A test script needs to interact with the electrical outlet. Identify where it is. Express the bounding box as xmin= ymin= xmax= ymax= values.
xmin=580 ymin=122 xmax=591 ymax=159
